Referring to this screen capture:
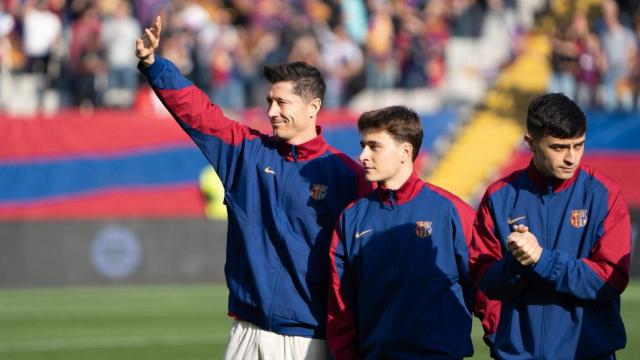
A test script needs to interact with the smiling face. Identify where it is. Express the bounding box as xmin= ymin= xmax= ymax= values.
xmin=526 ymin=134 xmax=586 ymax=180
xmin=359 ymin=130 xmax=413 ymax=189
xmin=266 ymin=81 xmax=320 ymax=145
